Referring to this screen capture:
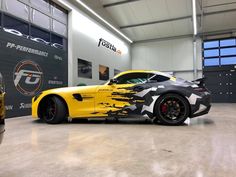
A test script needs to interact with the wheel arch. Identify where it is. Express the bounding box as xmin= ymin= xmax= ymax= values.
xmin=153 ymin=91 xmax=191 ymax=117
xmin=37 ymin=94 xmax=69 ymax=118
